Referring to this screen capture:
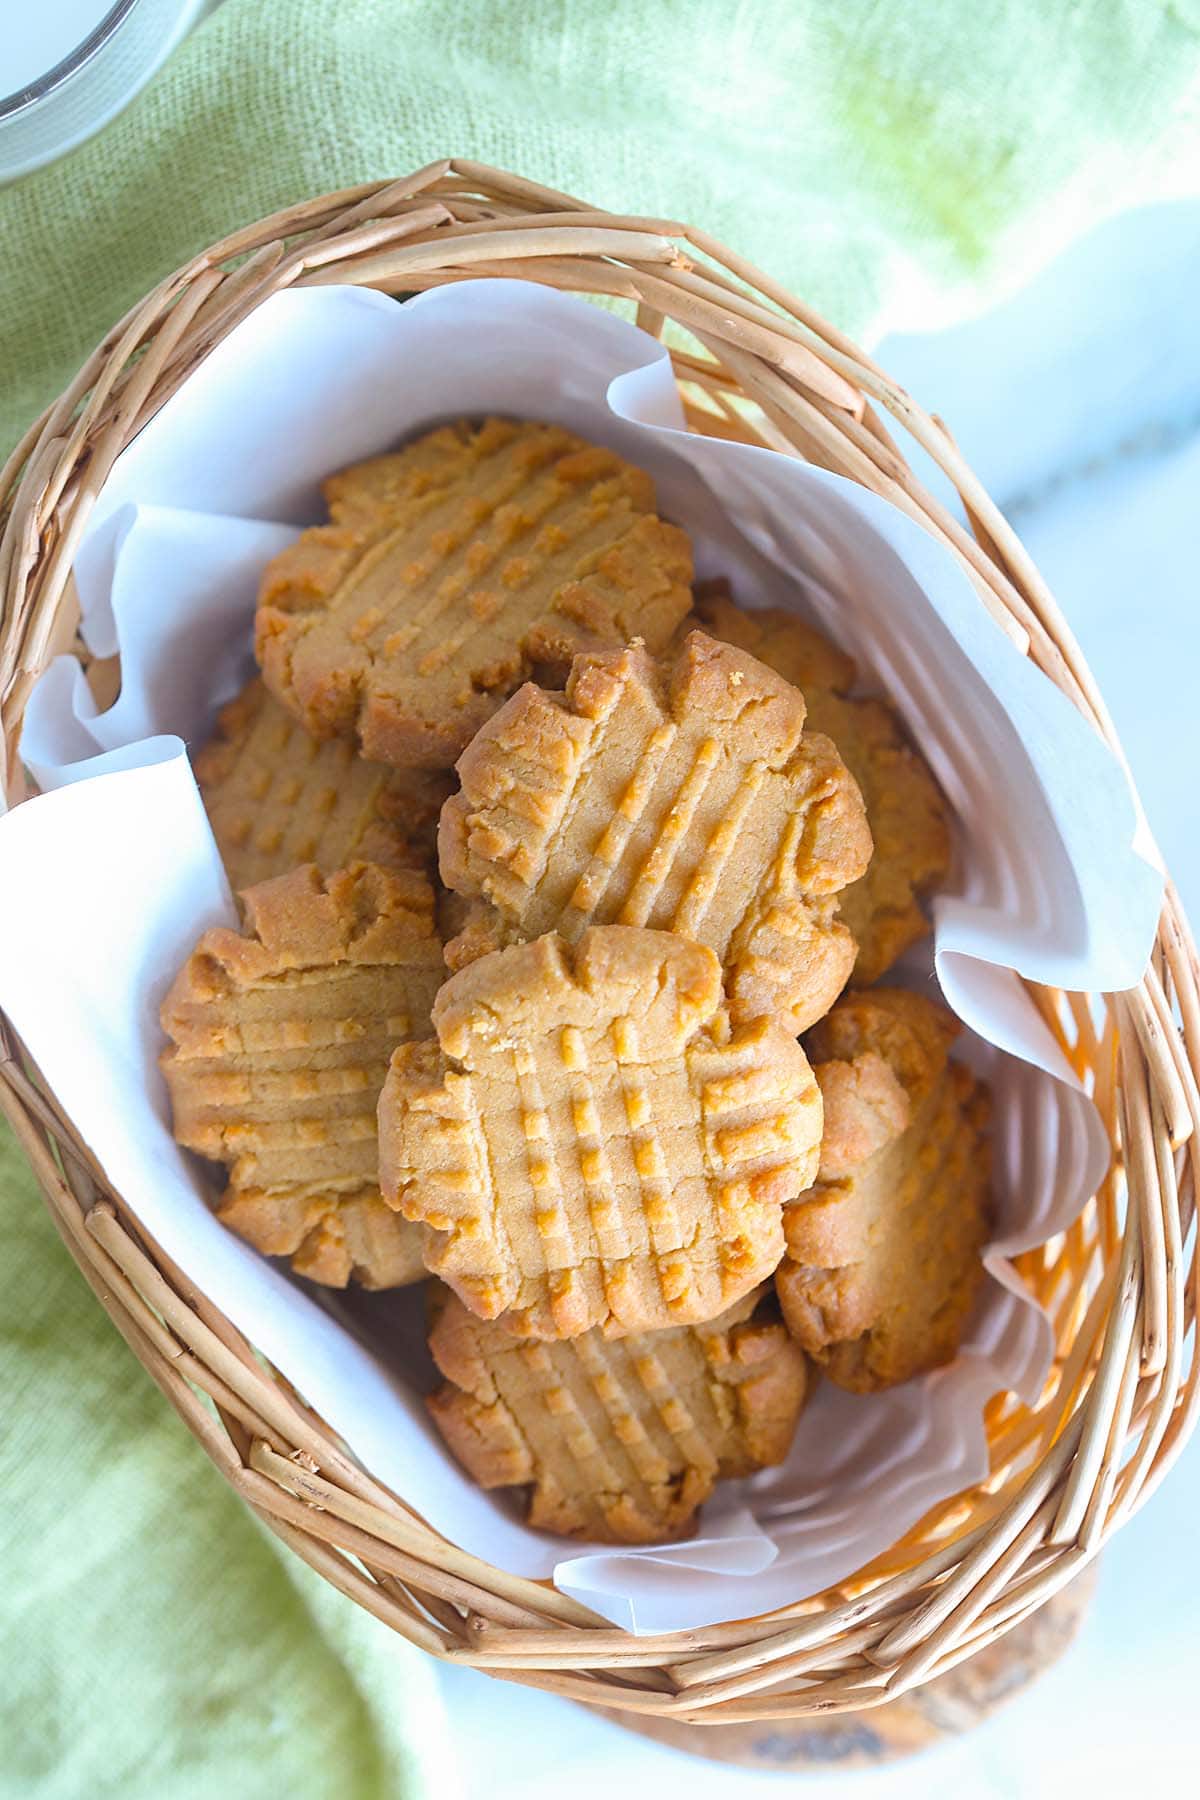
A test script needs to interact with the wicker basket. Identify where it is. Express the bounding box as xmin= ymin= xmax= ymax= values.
xmin=1 ymin=158 xmax=1197 ymax=1727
